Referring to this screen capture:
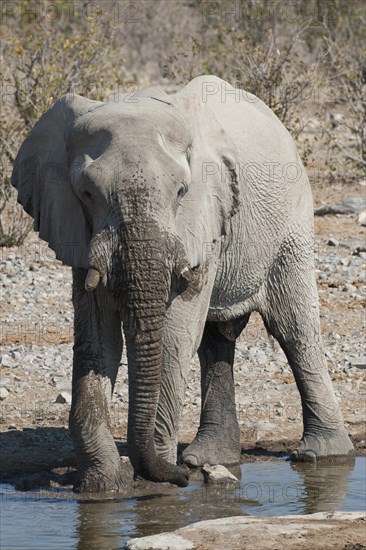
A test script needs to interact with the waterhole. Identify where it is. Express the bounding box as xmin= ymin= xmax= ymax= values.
xmin=1 ymin=457 xmax=364 ymax=549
